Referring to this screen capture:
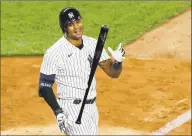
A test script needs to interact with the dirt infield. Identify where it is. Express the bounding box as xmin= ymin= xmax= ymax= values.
xmin=1 ymin=10 xmax=191 ymax=135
